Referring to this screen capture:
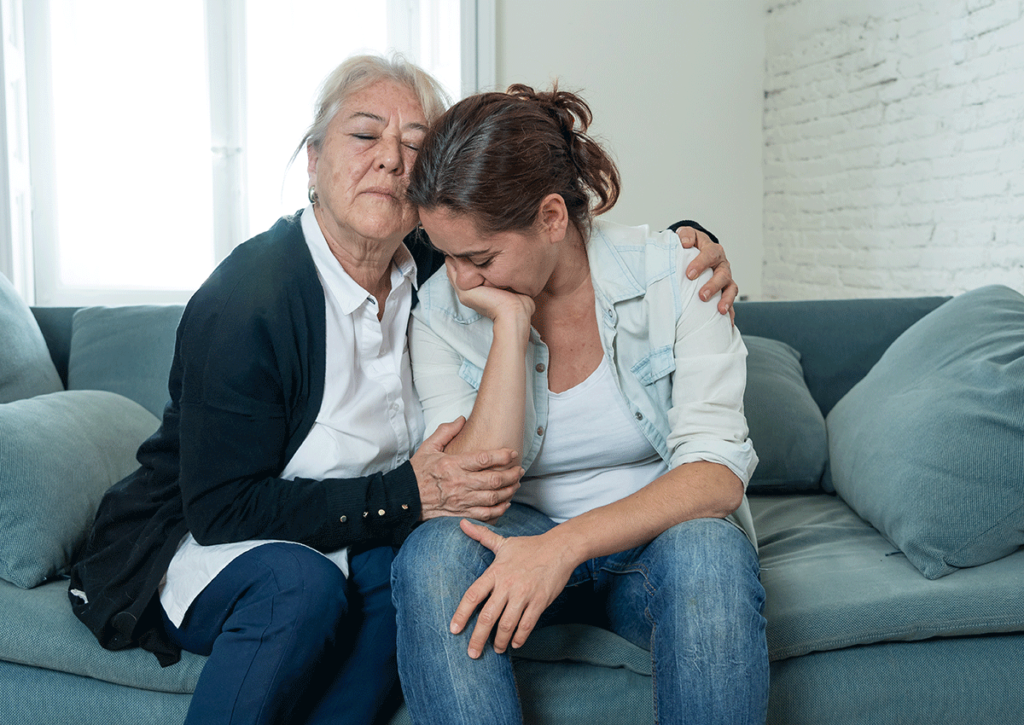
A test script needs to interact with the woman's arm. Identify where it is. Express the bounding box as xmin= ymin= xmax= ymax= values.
xmin=411 ymin=259 xmax=536 ymax=459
